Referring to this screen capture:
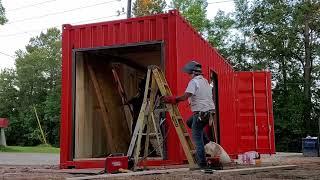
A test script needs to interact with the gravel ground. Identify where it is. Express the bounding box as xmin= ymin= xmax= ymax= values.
xmin=0 ymin=153 xmax=320 ymax=179
xmin=0 ymin=153 xmax=59 ymax=165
